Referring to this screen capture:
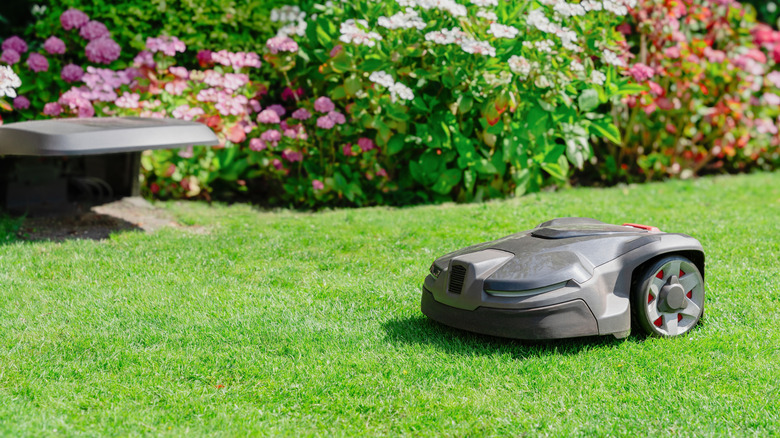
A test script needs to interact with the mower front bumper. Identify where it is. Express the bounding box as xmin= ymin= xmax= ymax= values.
xmin=421 ymin=287 xmax=599 ymax=340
